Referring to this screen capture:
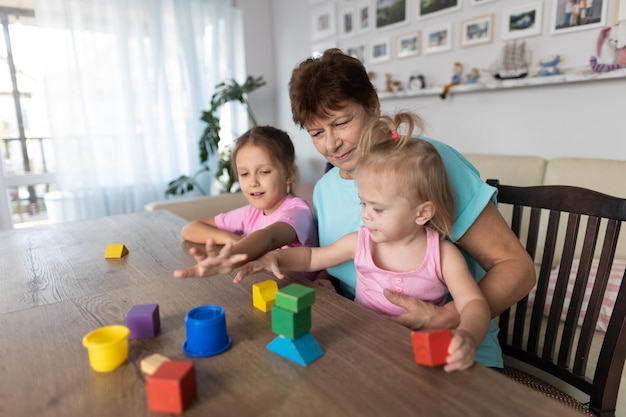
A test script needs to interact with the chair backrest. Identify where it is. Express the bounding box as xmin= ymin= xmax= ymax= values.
xmin=488 ymin=179 xmax=626 ymax=416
